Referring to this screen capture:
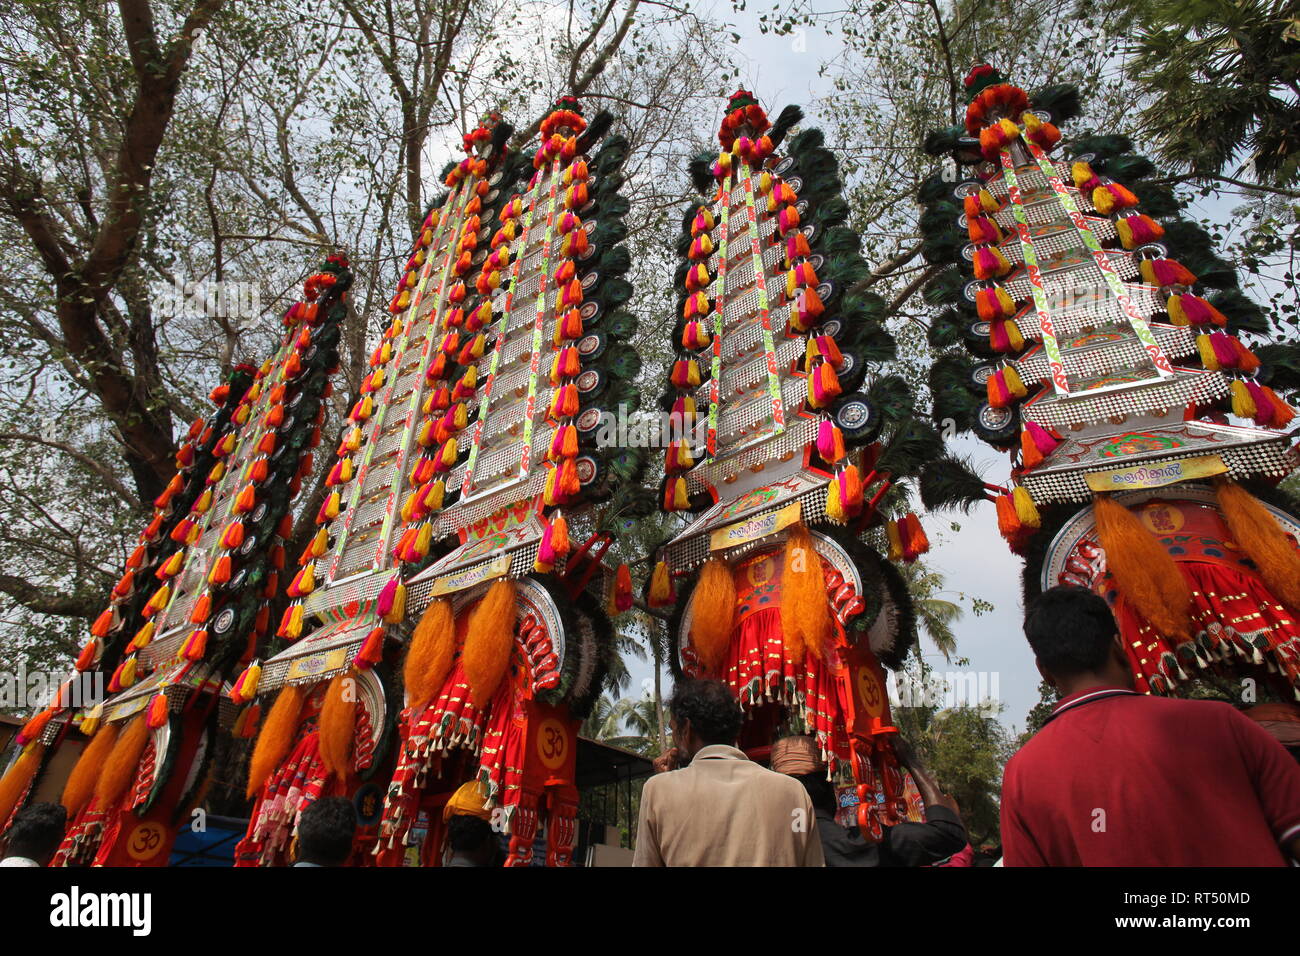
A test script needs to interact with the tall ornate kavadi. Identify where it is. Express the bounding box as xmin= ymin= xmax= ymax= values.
xmin=648 ymin=92 xmax=941 ymax=840
xmin=0 ymin=365 xmax=249 ymax=848
xmin=237 ymin=100 xmax=643 ymax=866
xmin=919 ymin=65 xmax=1300 ymax=699
xmin=0 ymin=255 xmax=354 ymax=865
